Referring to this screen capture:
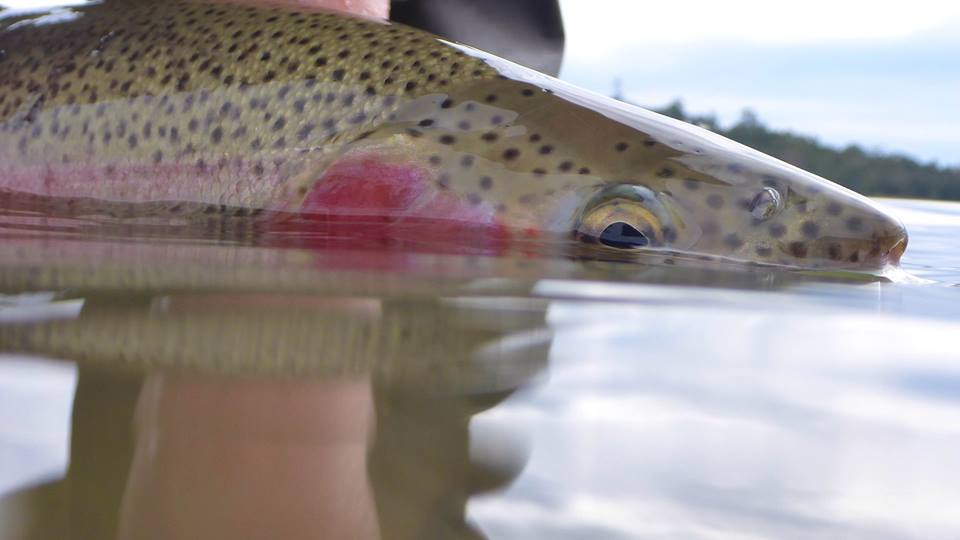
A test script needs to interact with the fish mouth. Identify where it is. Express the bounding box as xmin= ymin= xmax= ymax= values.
xmin=875 ymin=211 xmax=909 ymax=267
xmin=838 ymin=218 xmax=908 ymax=270
xmin=883 ymin=233 xmax=908 ymax=267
